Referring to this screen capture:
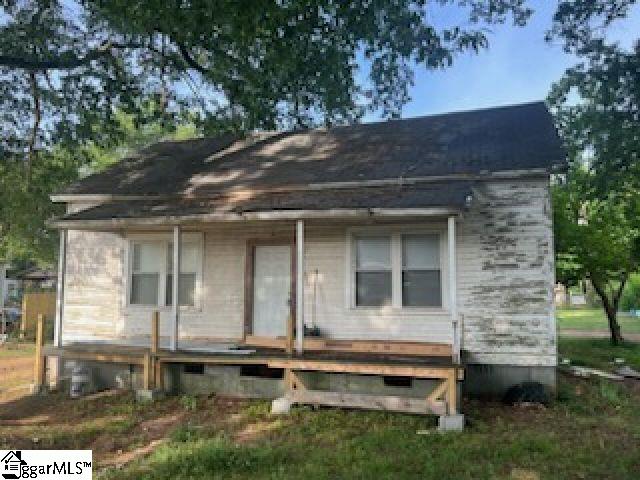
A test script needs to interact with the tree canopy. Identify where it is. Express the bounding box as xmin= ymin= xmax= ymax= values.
xmin=548 ymin=0 xmax=639 ymax=343
xmin=548 ymin=0 xmax=639 ymax=196
xmin=0 ymin=0 xmax=534 ymax=263
xmin=1 ymin=0 xmax=532 ymax=157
